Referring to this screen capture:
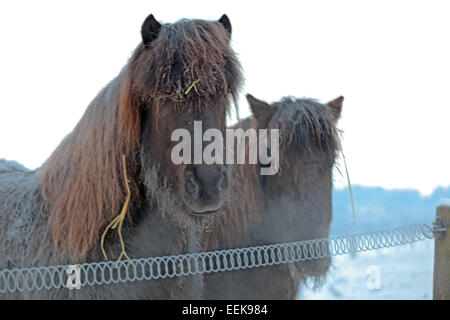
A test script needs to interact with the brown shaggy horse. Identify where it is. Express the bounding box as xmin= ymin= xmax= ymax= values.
xmin=203 ymin=94 xmax=343 ymax=299
xmin=0 ymin=14 xmax=243 ymax=299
